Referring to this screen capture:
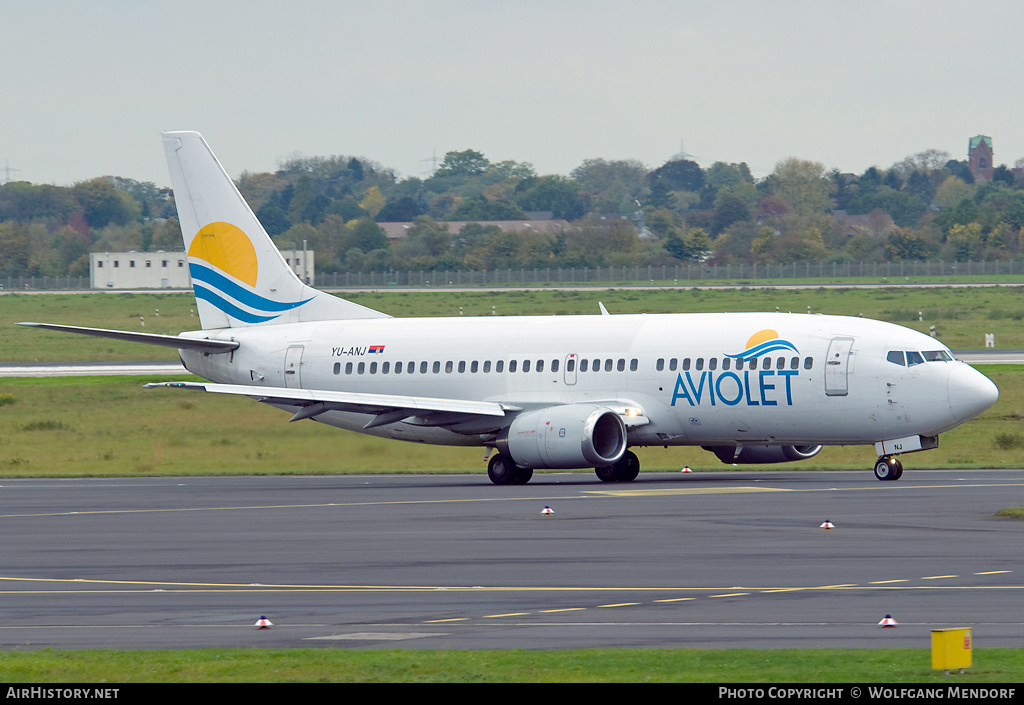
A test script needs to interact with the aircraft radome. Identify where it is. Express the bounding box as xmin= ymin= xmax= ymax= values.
xmin=20 ymin=132 xmax=999 ymax=484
